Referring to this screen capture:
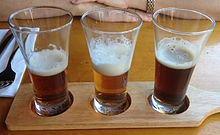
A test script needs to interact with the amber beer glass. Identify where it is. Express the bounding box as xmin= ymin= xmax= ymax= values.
xmin=8 ymin=7 xmax=73 ymax=116
xmin=81 ymin=8 xmax=142 ymax=115
xmin=150 ymin=8 xmax=215 ymax=114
